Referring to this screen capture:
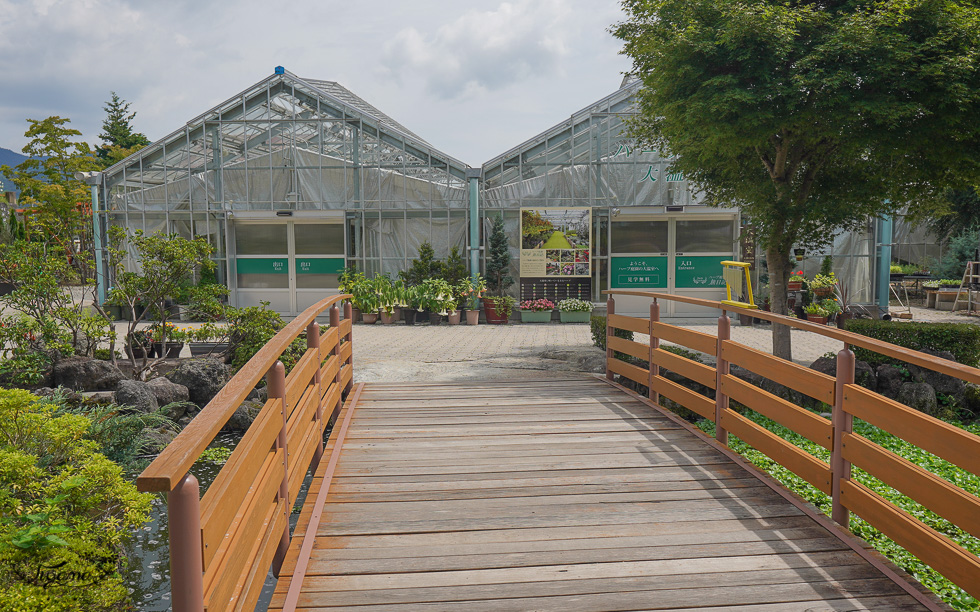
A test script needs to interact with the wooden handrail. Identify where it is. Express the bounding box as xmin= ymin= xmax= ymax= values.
xmin=604 ymin=289 xmax=980 ymax=385
xmin=603 ymin=291 xmax=980 ymax=601
xmin=137 ymin=293 xmax=351 ymax=493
